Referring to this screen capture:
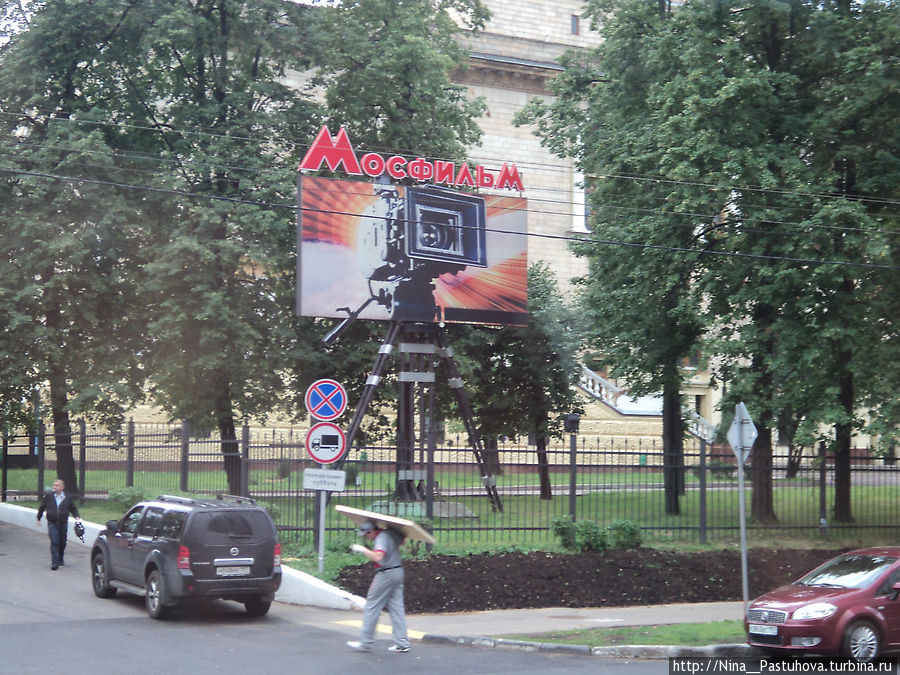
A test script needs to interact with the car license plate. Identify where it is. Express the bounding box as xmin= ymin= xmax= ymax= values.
xmin=216 ymin=566 xmax=251 ymax=577
xmin=749 ymin=624 xmax=778 ymax=636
